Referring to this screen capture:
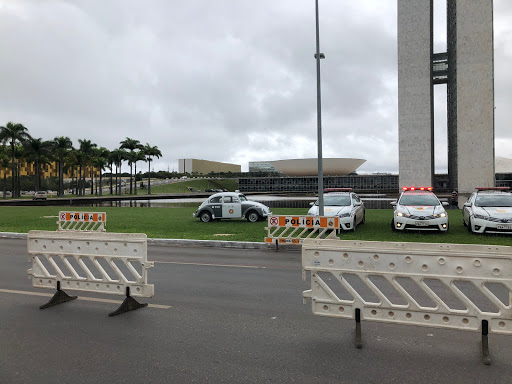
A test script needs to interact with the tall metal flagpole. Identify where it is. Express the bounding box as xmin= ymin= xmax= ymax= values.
xmin=315 ymin=0 xmax=324 ymax=216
